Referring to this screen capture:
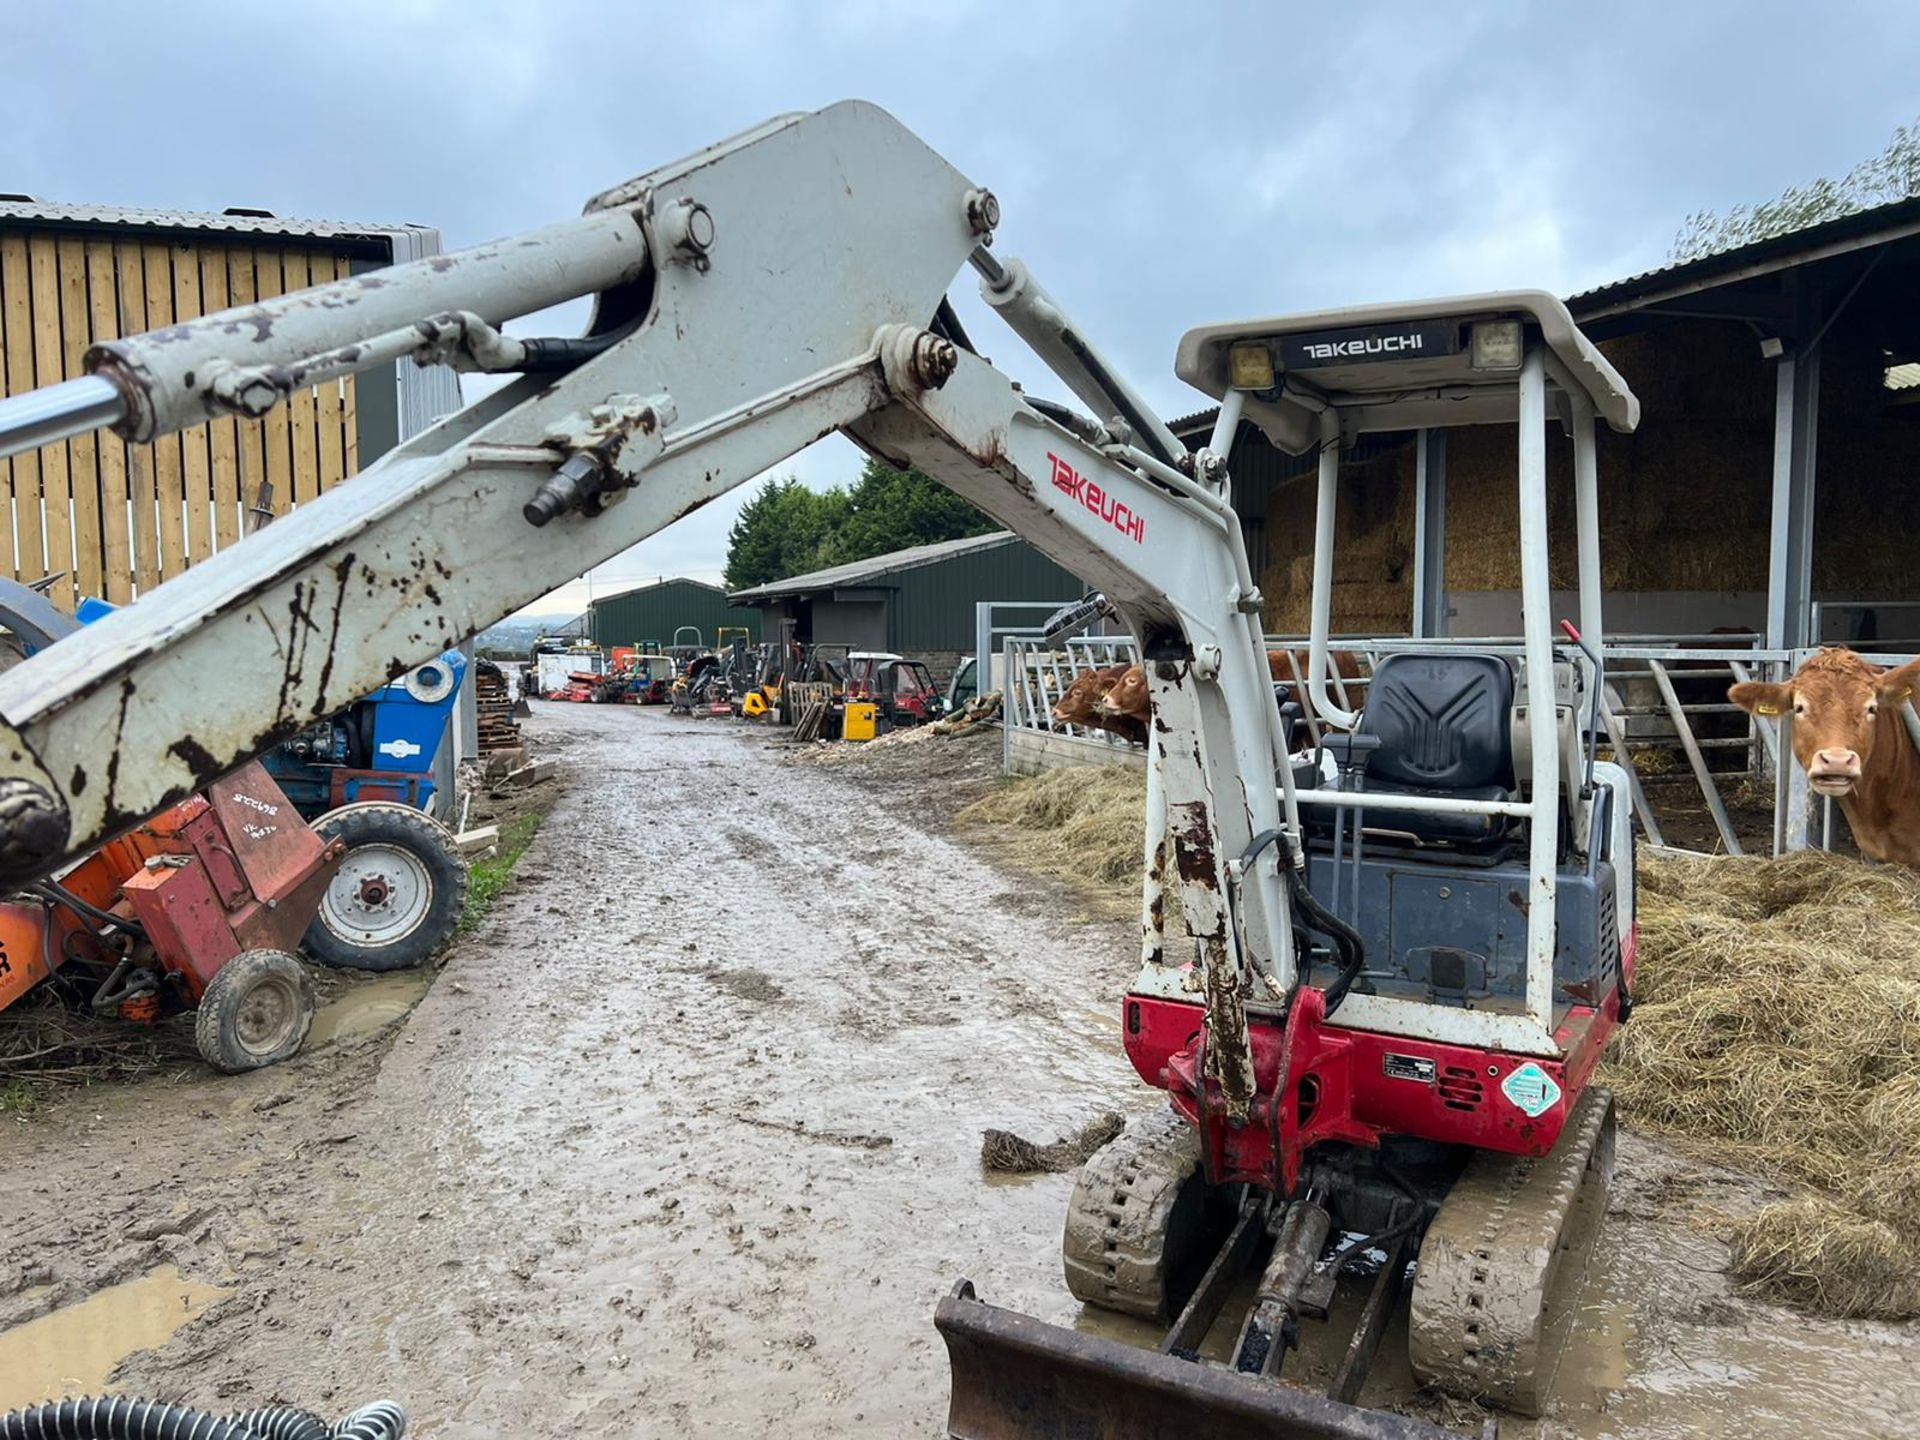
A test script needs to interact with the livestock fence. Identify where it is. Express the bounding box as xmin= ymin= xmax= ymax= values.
xmin=999 ymin=630 xmax=1920 ymax=858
